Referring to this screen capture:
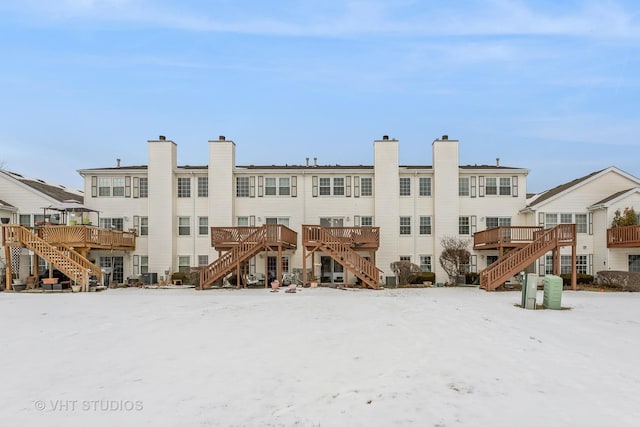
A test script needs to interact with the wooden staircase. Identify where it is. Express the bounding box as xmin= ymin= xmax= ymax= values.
xmin=304 ymin=225 xmax=381 ymax=289
xmin=2 ymin=225 xmax=98 ymax=291
xmin=479 ymin=224 xmax=576 ymax=291
xmin=200 ymin=225 xmax=273 ymax=289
